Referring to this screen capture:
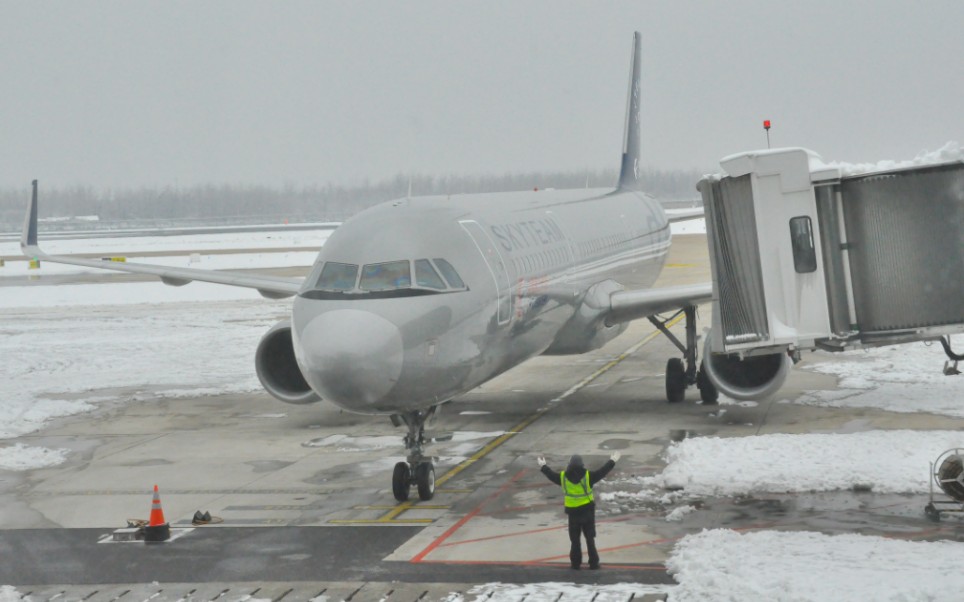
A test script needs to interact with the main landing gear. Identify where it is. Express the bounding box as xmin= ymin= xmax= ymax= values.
xmin=649 ymin=305 xmax=718 ymax=405
xmin=390 ymin=407 xmax=437 ymax=502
